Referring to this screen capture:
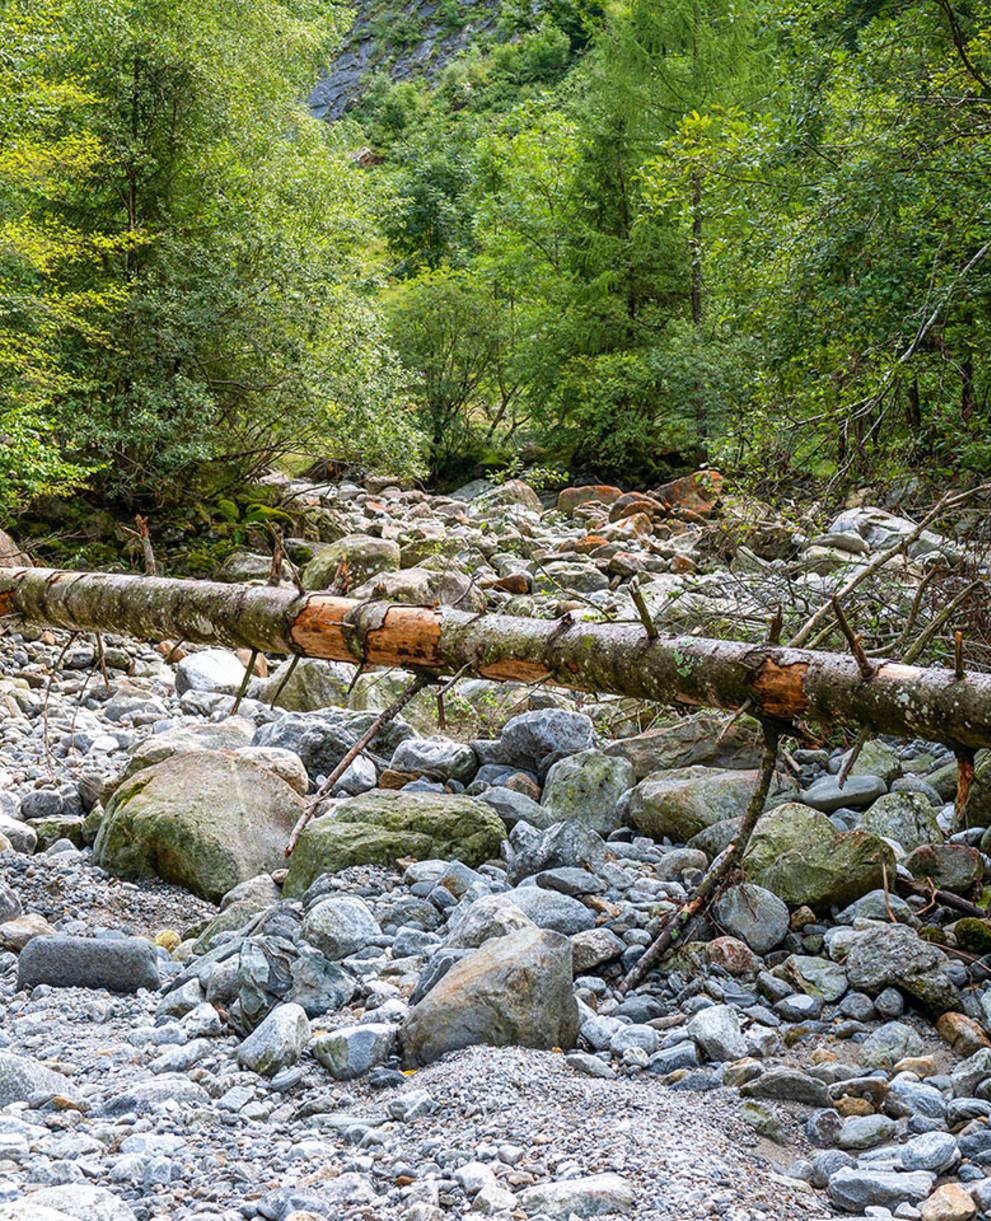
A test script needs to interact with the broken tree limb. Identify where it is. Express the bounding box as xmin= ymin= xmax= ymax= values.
xmin=6 ymin=565 xmax=991 ymax=750
xmin=620 ymin=722 xmax=782 ymax=993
